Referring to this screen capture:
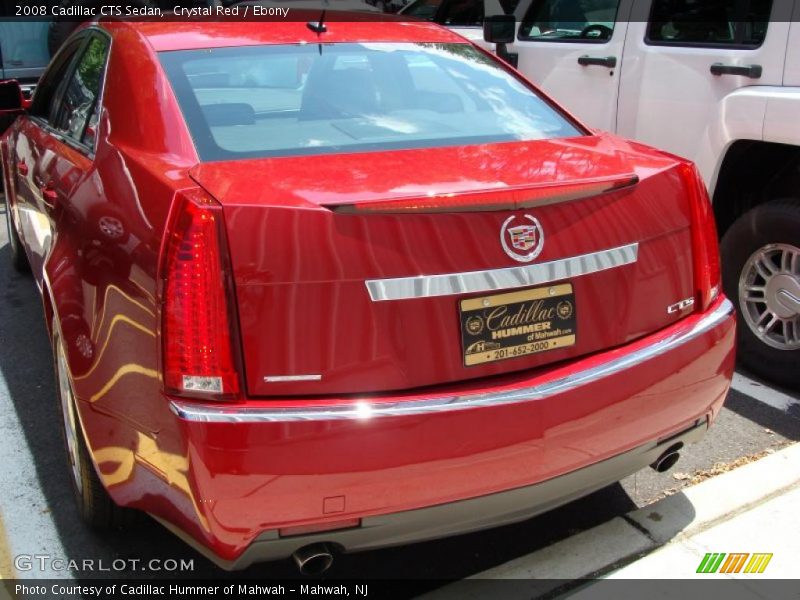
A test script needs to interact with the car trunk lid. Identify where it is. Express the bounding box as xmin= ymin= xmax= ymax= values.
xmin=189 ymin=135 xmax=695 ymax=397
